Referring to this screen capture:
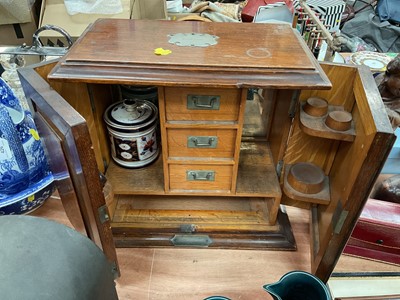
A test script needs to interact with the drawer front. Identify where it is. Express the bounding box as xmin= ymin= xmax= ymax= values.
xmin=352 ymin=220 xmax=400 ymax=248
xmin=164 ymin=87 xmax=241 ymax=121
xmin=167 ymin=128 xmax=237 ymax=158
xmin=169 ymin=164 xmax=233 ymax=191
